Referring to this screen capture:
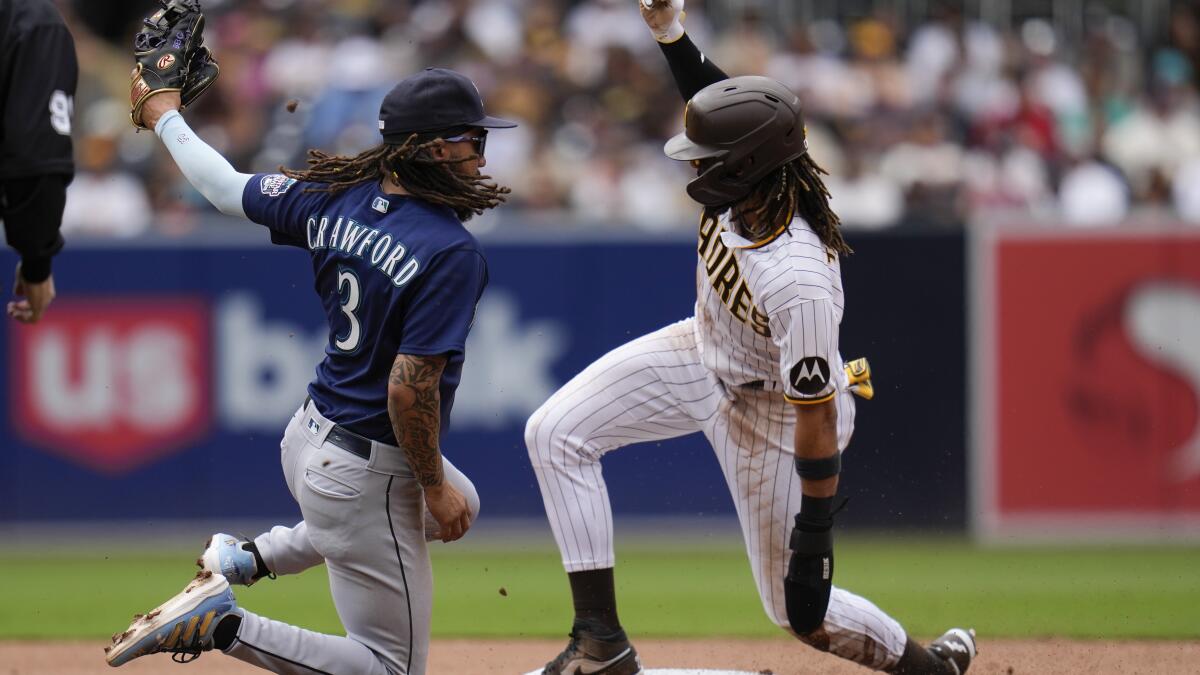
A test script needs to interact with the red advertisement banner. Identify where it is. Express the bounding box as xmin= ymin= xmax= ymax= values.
xmin=9 ymin=297 xmax=212 ymax=475
xmin=977 ymin=228 xmax=1200 ymax=538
